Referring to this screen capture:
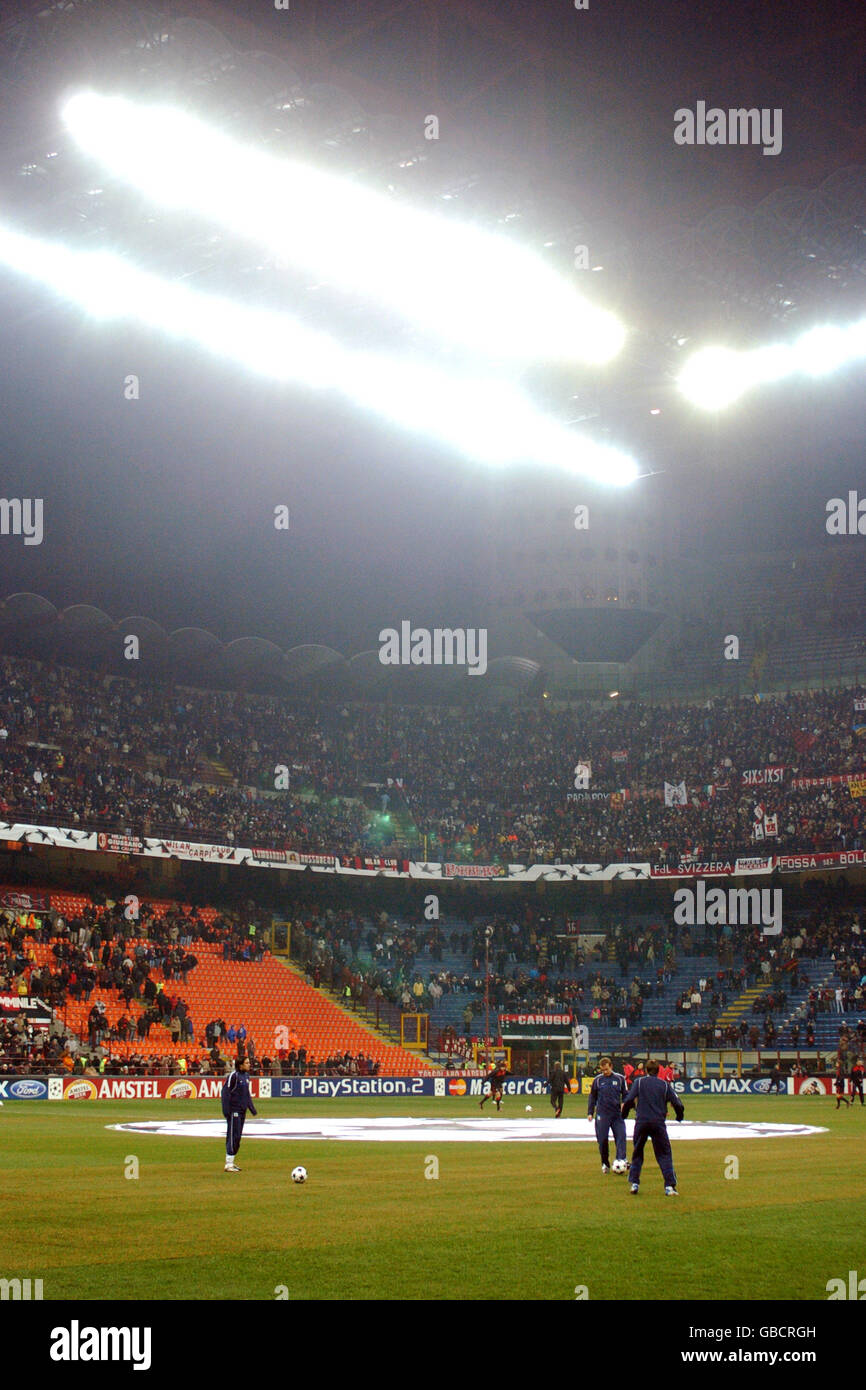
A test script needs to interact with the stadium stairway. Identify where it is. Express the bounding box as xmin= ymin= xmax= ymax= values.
xmin=194 ymin=757 xmax=235 ymax=787
xmin=715 ymin=978 xmax=776 ymax=1029
xmin=386 ymin=807 xmax=415 ymax=851
xmin=275 ymin=955 xmax=414 ymax=1053
xmin=259 ymin=955 xmax=435 ymax=1072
